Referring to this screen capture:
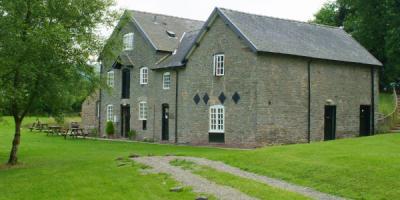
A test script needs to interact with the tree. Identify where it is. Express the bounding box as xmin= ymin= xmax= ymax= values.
xmin=313 ymin=2 xmax=342 ymax=26
xmin=0 ymin=0 xmax=116 ymax=165
xmin=312 ymin=0 xmax=400 ymax=87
